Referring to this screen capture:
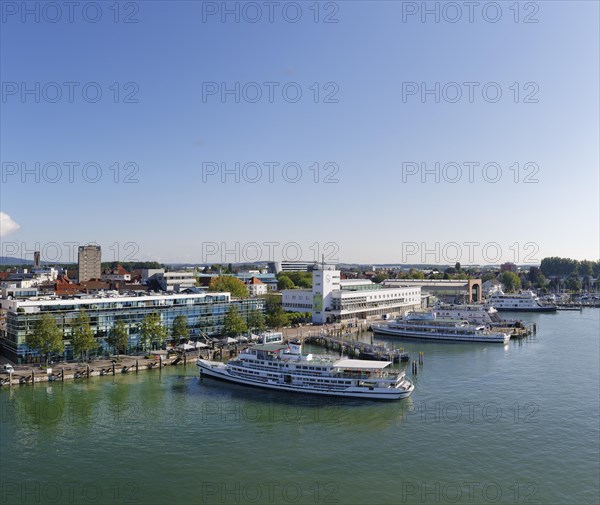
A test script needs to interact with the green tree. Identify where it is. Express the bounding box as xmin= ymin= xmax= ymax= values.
xmin=481 ymin=271 xmax=497 ymax=282
xmin=107 ymin=319 xmax=129 ymax=355
xmin=139 ymin=313 xmax=167 ymax=351
xmin=247 ymin=310 xmax=266 ymax=333
xmin=277 ymin=275 xmax=295 ymax=290
xmin=284 ymin=271 xmax=312 ymax=288
xmin=566 ymin=274 xmax=581 ymax=292
xmin=499 ymin=271 xmax=521 ymax=292
xmin=266 ymin=306 xmax=289 ymax=329
xmin=372 ymin=273 xmax=387 ymax=284
xmin=70 ymin=310 xmax=97 ymax=361
xmin=26 ymin=314 xmax=64 ymax=365
xmin=172 ymin=315 xmax=189 ymax=344
xmin=264 ymin=293 xmax=283 ymax=316
xmin=455 ymin=262 xmax=461 ymax=272
xmin=209 ymin=276 xmax=248 ymax=298
xmin=534 ymin=273 xmax=549 ymax=291
xmin=409 ymin=269 xmax=425 ymax=279
xmin=223 ymin=306 xmax=248 ymax=337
